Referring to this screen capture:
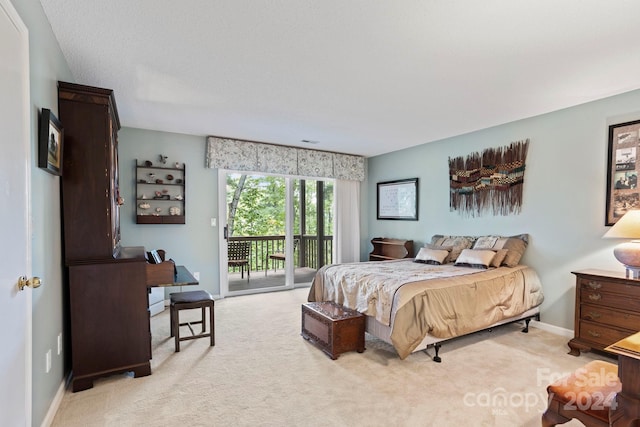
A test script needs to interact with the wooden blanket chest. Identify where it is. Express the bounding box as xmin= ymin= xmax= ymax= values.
xmin=301 ymin=302 xmax=365 ymax=359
